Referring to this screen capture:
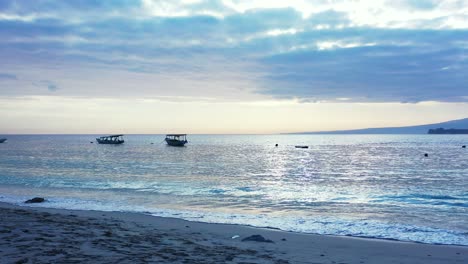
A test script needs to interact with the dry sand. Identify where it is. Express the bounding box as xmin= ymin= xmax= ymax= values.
xmin=0 ymin=202 xmax=466 ymax=264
